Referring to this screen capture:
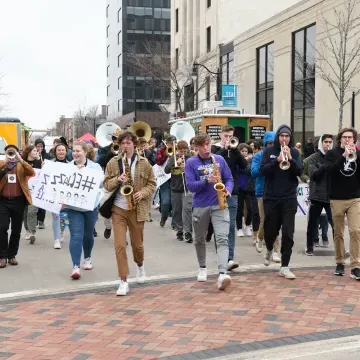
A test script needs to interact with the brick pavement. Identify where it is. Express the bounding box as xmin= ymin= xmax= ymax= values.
xmin=0 ymin=268 xmax=360 ymax=360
